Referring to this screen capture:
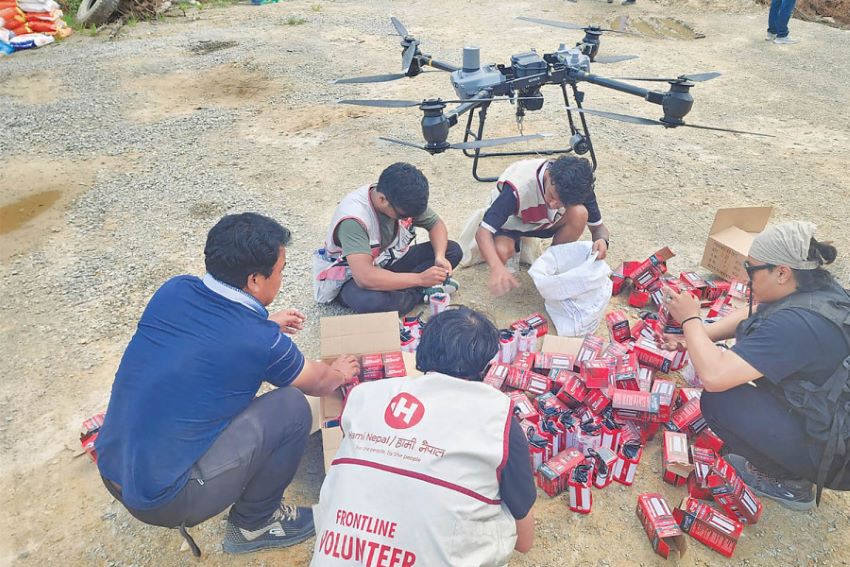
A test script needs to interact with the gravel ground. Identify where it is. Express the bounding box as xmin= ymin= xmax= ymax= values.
xmin=1 ymin=0 xmax=849 ymax=565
